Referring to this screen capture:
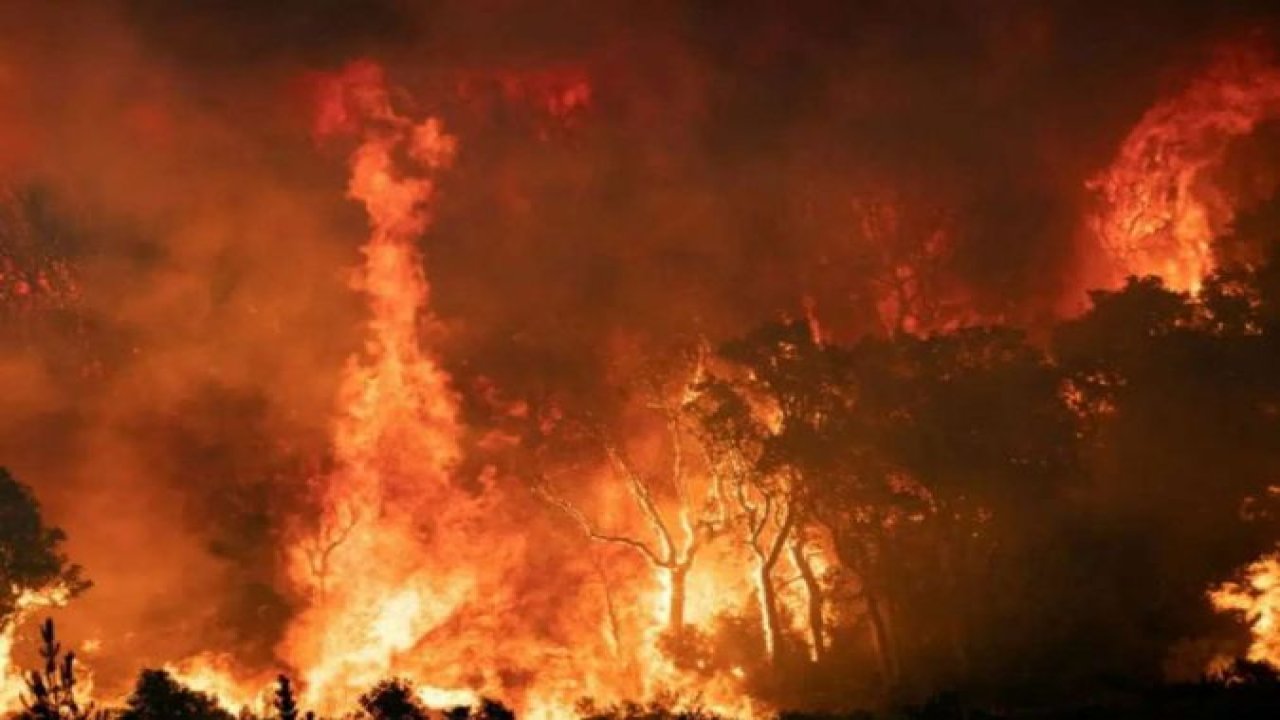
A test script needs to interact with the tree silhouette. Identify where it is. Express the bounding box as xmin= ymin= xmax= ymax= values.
xmin=707 ymin=321 xmax=903 ymax=681
xmin=117 ymin=670 xmax=235 ymax=720
xmin=358 ymin=678 xmax=428 ymax=720
xmin=692 ymin=362 xmax=804 ymax=666
xmin=444 ymin=698 xmax=517 ymax=719
xmin=273 ymin=674 xmax=300 ymax=720
xmin=0 ymin=468 xmax=89 ymax=628
xmin=19 ymin=619 xmax=98 ymax=720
